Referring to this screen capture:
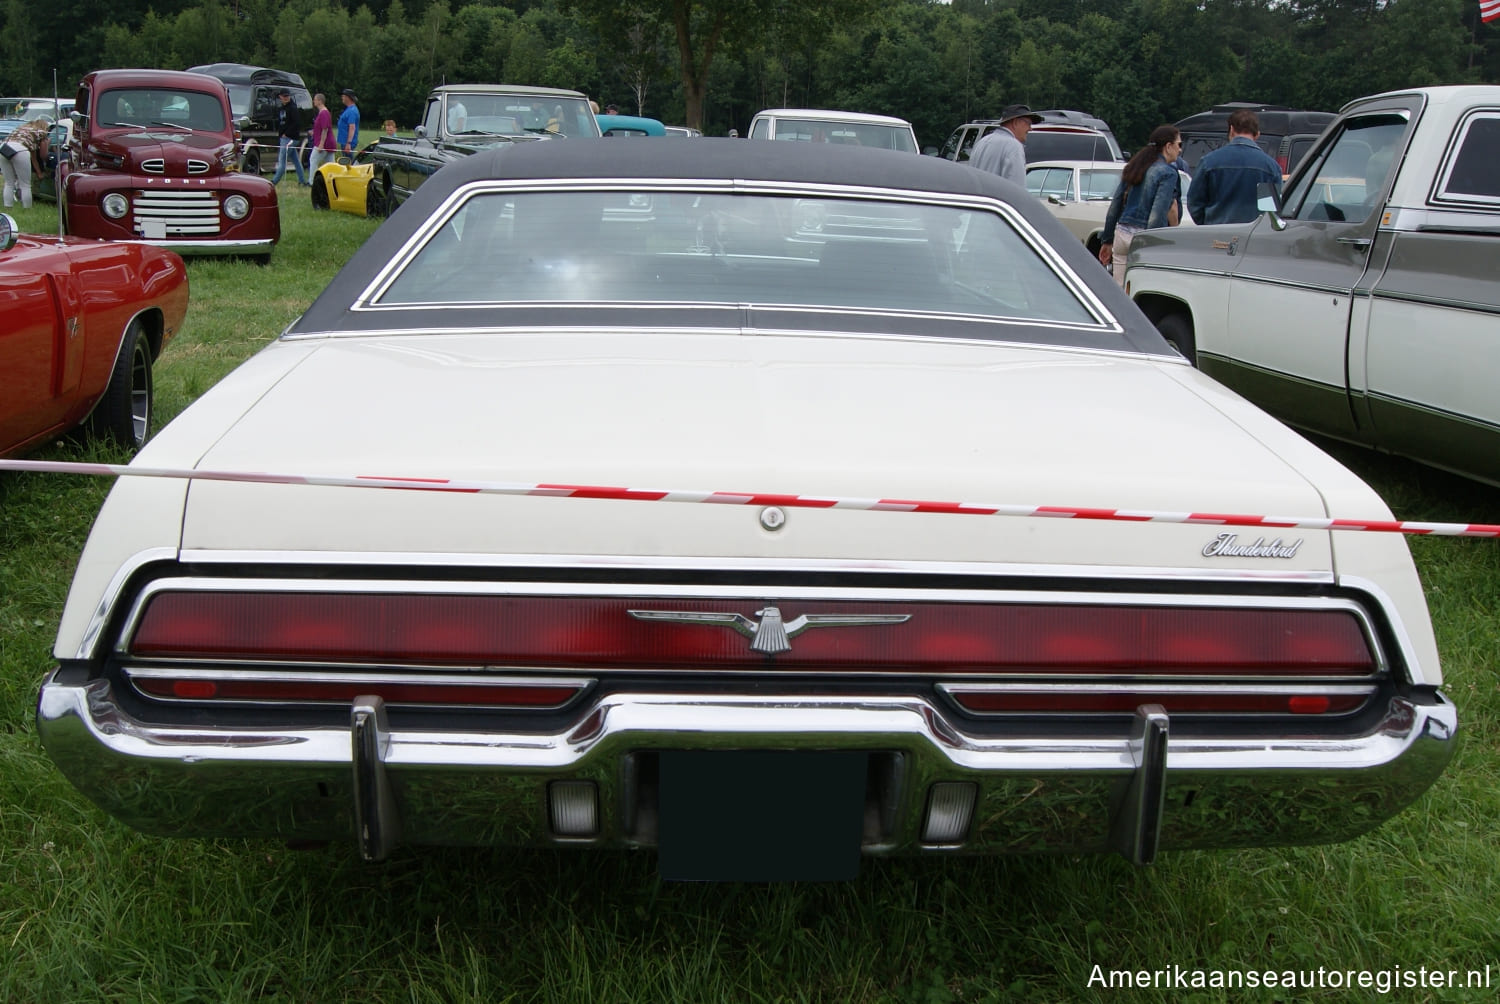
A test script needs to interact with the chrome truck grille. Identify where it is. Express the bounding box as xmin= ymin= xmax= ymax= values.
xmin=132 ymin=188 xmax=221 ymax=237
xmin=138 ymin=159 xmax=208 ymax=175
